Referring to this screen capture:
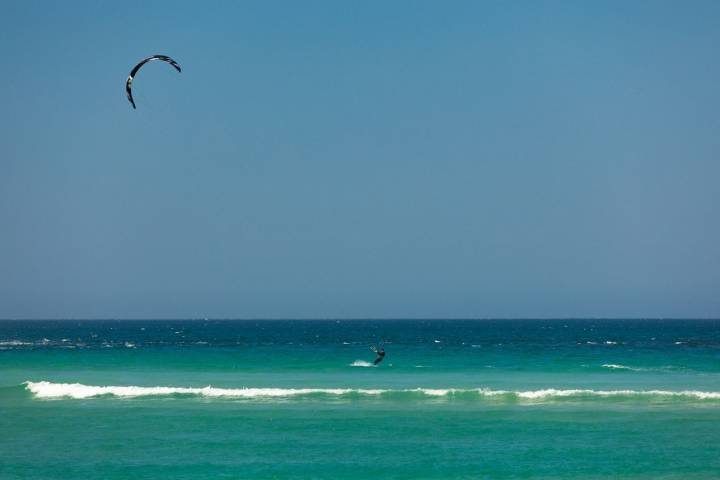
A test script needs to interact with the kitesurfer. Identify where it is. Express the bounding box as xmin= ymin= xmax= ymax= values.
xmin=371 ymin=345 xmax=386 ymax=365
